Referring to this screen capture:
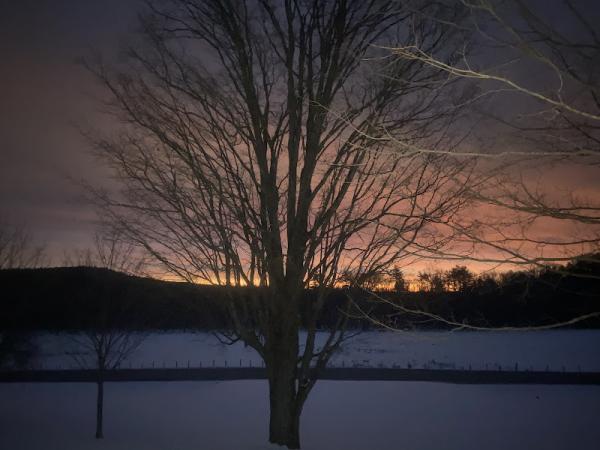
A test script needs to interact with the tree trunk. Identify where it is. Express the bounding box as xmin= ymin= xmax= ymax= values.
xmin=265 ymin=294 xmax=304 ymax=449
xmin=268 ymin=357 xmax=302 ymax=449
xmin=95 ymin=379 xmax=104 ymax=439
